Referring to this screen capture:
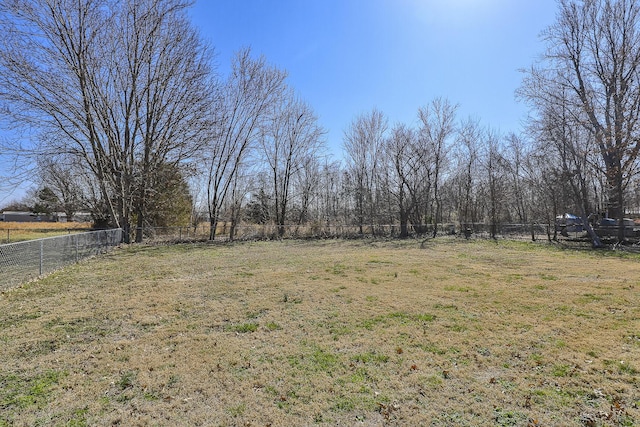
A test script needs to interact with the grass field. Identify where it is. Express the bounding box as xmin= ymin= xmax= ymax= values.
xmin=0 ymin=238 xmax=638 ymax=426
xmin=0 ymin=222 xmax=93 ymax=243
